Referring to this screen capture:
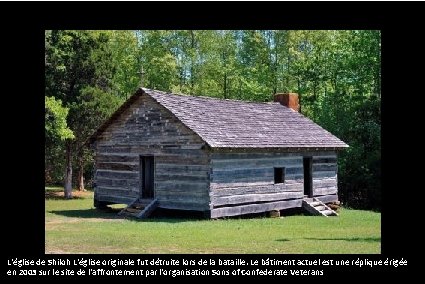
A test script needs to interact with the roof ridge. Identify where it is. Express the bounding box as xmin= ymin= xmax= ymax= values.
xmin=88 ymin=87 xmax=348 ymax=149
xmin=142 ymin=87 xmax=279 ymax=105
